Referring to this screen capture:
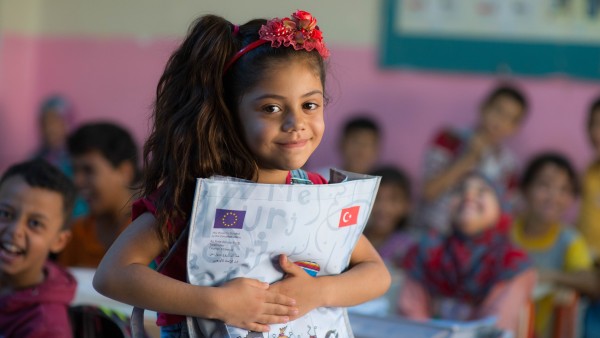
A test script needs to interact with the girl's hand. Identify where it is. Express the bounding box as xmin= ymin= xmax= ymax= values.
xmin=215 ymin=277 xmax=298 ymax=332
xmin=269 ymin=255 xmax=323 ymax=320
